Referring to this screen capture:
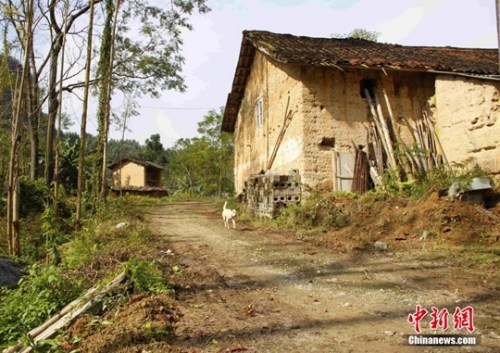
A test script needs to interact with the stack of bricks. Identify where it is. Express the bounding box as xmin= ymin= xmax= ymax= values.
xmin=244 ymin=172 xmax=301 ymax=218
